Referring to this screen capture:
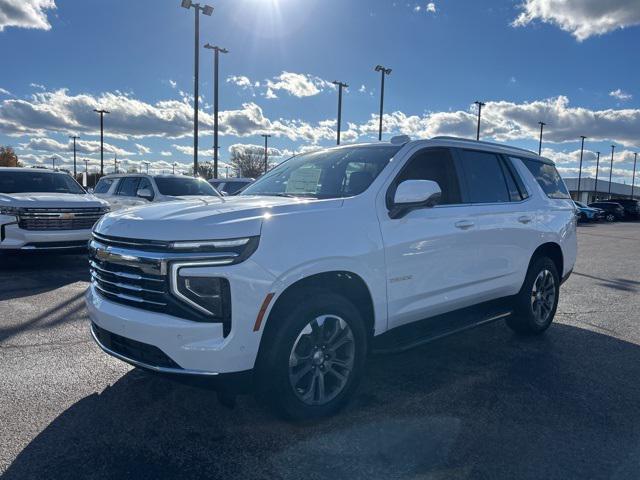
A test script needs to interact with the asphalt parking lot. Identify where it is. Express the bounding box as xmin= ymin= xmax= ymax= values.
xmin=1 ymin=222 xmax=640 ymax=480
